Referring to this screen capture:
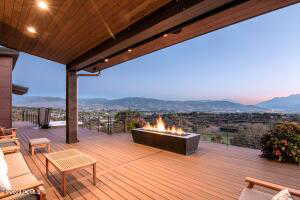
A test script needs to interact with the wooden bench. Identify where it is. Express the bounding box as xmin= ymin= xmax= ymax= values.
xmin=29 ymin=138 xmax=51 ymax=155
